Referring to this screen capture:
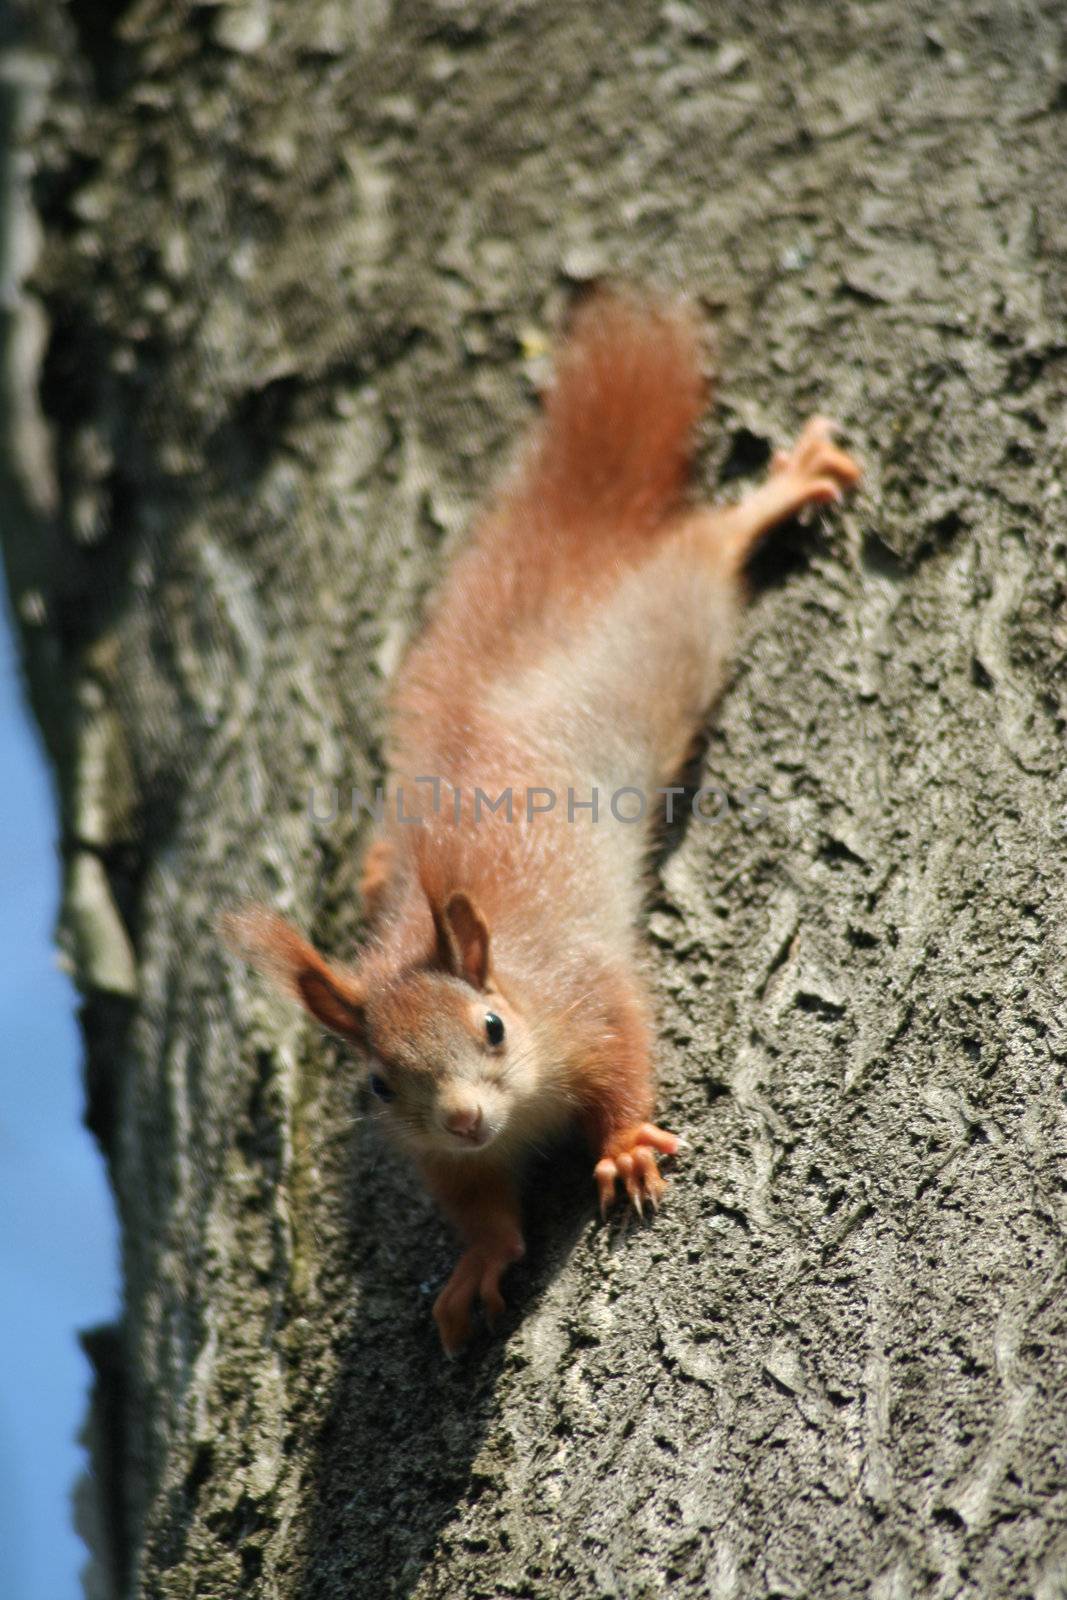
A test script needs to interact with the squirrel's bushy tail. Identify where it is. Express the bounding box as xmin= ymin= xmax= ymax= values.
xmin=520 ymin=286 xmax=707 ymax=537
xmin=393 ymin=289 xmax=710 ymax=738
